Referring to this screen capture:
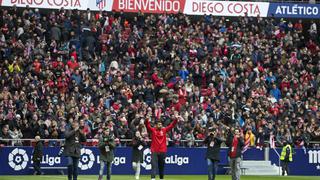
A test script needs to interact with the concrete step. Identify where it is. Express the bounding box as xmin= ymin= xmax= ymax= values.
xmin=241 ymin=161 xmax=280 ymax=176
xmin=242 ymin=160 xmax=271 ymax=166
xmin=247 ymin=172 xmax=280 ymax=176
